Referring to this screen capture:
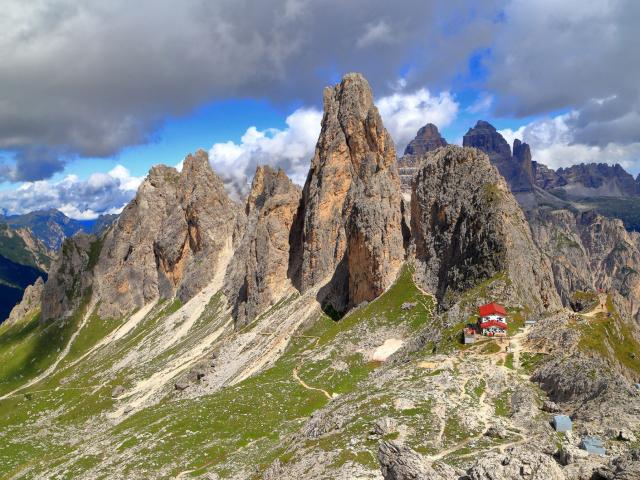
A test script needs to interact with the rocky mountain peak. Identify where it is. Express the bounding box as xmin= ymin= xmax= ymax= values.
xmin=297 ymin=72 xmax=404 ymax=311
xmin=92 ymin=150 xmax=239 ymax=319
xmin=403 ymin=123 xmax=447 ymax=156
xmin=245 ymin=165 xmax=293 ymax=214
xmin=463 ymin=120 xmax=512 ymax=164
xmin=463 ymin=120 xmax=534 ymax=193
xmin=224 ymin=165 xmax=301 ymax=326
xmin=411 ymin=145 xmax=560 ymax=312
